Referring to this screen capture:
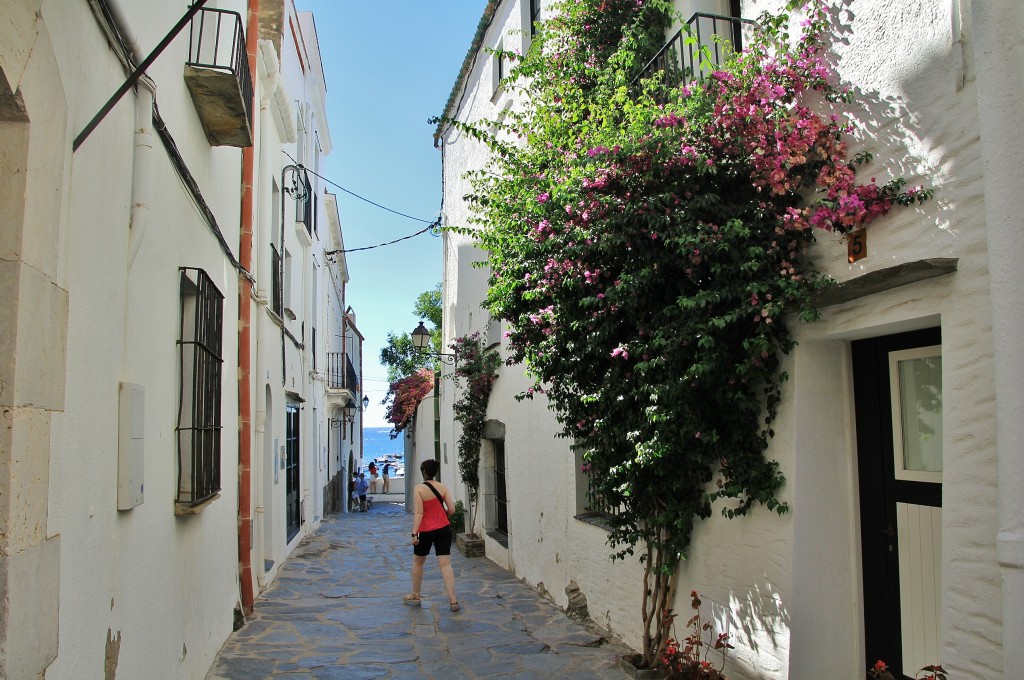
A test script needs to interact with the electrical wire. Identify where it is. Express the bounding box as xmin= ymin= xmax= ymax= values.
xmin=336 ymin=222 xmax=437 ymax=254
xmin=282 ymin=150 xmax=435 ymax=224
